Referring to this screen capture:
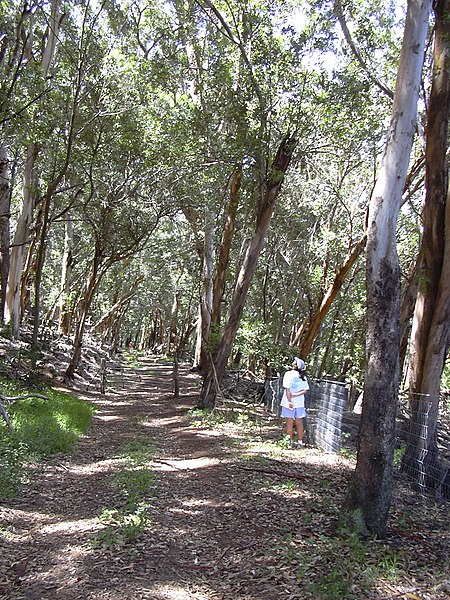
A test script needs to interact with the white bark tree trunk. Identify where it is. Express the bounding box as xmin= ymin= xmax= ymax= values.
xmin=4 ymin=144 xmax=38 ymax=336
xmin=41 ymin=1 xmax=62 ymax=77
xmin=4 ymin=0 xmax=63 ymax=337
xmin=344 ymin=0 xmax=432 ymax=537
